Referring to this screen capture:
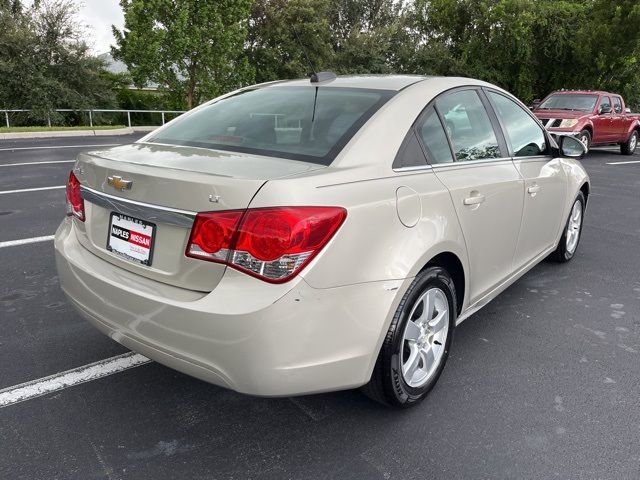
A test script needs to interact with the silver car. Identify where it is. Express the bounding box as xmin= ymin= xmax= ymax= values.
xmin=55 ymin=75 xmax=589 ymax=407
